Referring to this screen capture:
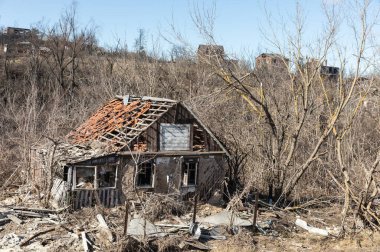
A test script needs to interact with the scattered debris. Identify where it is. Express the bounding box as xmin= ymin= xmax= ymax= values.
xmin=295 ymin=218 xmax=329 ymax=236
xmin=127 ymin=218 xmax=164 ymax=237
xmin=6 ymin=214 xmax=23 ymax=225
xmin=81 ymin=231 xmax=89 ymax=252
xmin=96 ymin=214 xmax=113 ymax=242
xmin=199 ymin=210 xmax=252 ymax=227
xmin=20 ymin=227 xmax=56 ymax=247
xmin=189 ymin=222 xmax=201 ymax=239
xmin=2 ymin=185 xmax=373 ymax=251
